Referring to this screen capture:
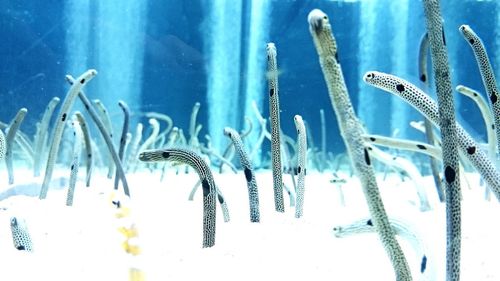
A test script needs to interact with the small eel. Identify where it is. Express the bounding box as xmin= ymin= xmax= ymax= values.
xmin=10 ymin=216 xmax=33 ymax=252
xmin=66 ymin=116 xmax=83 ymax=206
xmin=267 ymin=42 xmax=285 ymax=213
xmin=139 ymin=147 xmax=217 ymax=248
xmin=293 ymin=115 xmax=307 ymax=218
xmin=33 ymin=96 xmax=60 ymax=177
xmin=75 ymin=111 xmax=93 ymax=187
xmin=223 ymin=127 xmax=260 ymax=222
xmin=115 ymin=101 xmax=130 ymax=190
xmin=5 ymin=108 xmax=28 ymax=185
xmin=308 ymin=9 xmax=411 ymax=280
